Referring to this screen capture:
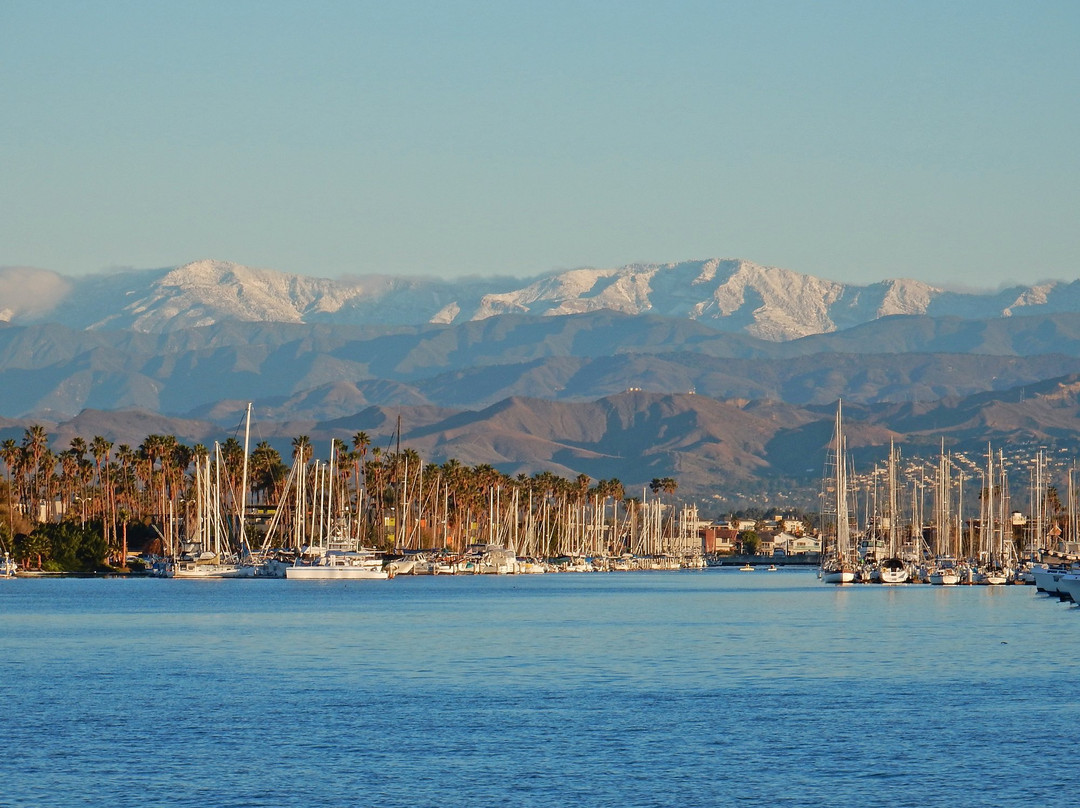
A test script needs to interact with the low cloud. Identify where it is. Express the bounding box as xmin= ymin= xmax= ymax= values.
xmin=0 ymin=266 xmax=72 ymax=320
